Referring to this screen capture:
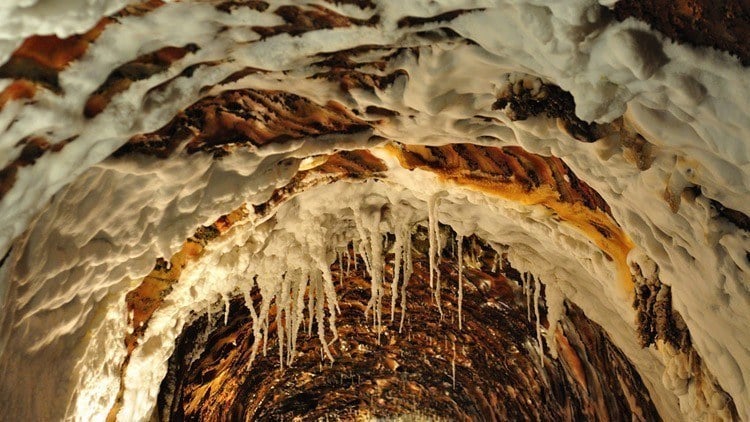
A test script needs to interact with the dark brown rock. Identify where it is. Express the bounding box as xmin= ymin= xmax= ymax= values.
xmin=613 ymin=0 xmax=750 ymax=66
xmin=159 ymin=232 xmax=659 ymax=421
